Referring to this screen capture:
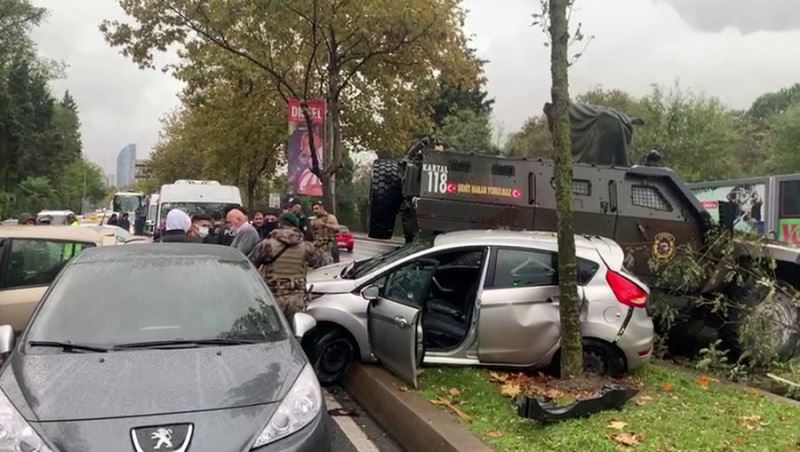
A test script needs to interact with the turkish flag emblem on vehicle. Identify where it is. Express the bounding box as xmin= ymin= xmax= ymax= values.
xmin=511 ymin=189 xmax=522 ymax=199
xmin=446 ymin=182 xmax=458 ymax=193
